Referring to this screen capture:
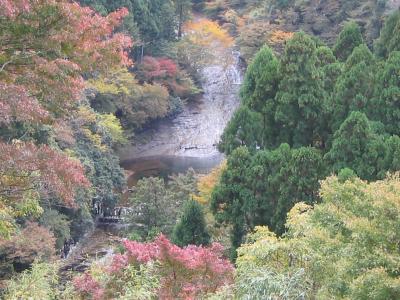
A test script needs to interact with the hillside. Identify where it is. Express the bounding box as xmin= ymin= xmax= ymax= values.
xmin=206 ymin=0 xmax=400 ymax=60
